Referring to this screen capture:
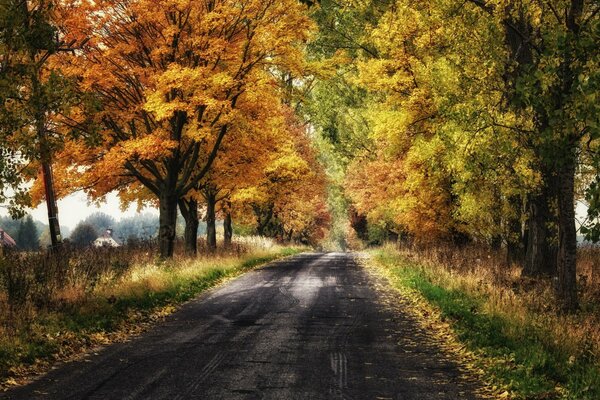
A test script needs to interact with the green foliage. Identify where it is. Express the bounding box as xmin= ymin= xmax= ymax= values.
xmin=581 ymin=177 xmax=600 ymax=243
xmin=0 ymin=215 xmax=42 ymax=250
xmin=16 ymin=216 xmax=39 ymax=251
xmin=232 ymin=223 xmax=255 ymax=237
xmin=0 ymin=215 xmax=20 ymax=239
xmin=113 ymin=213 xmax=160 ymax=243
xmin=0 ymin=1 xmax=80 ymax=216
xmin=81 ymin=213 xmax=115 ymax=235
xmin=69 ymin=223 xmax=98 ymax=248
